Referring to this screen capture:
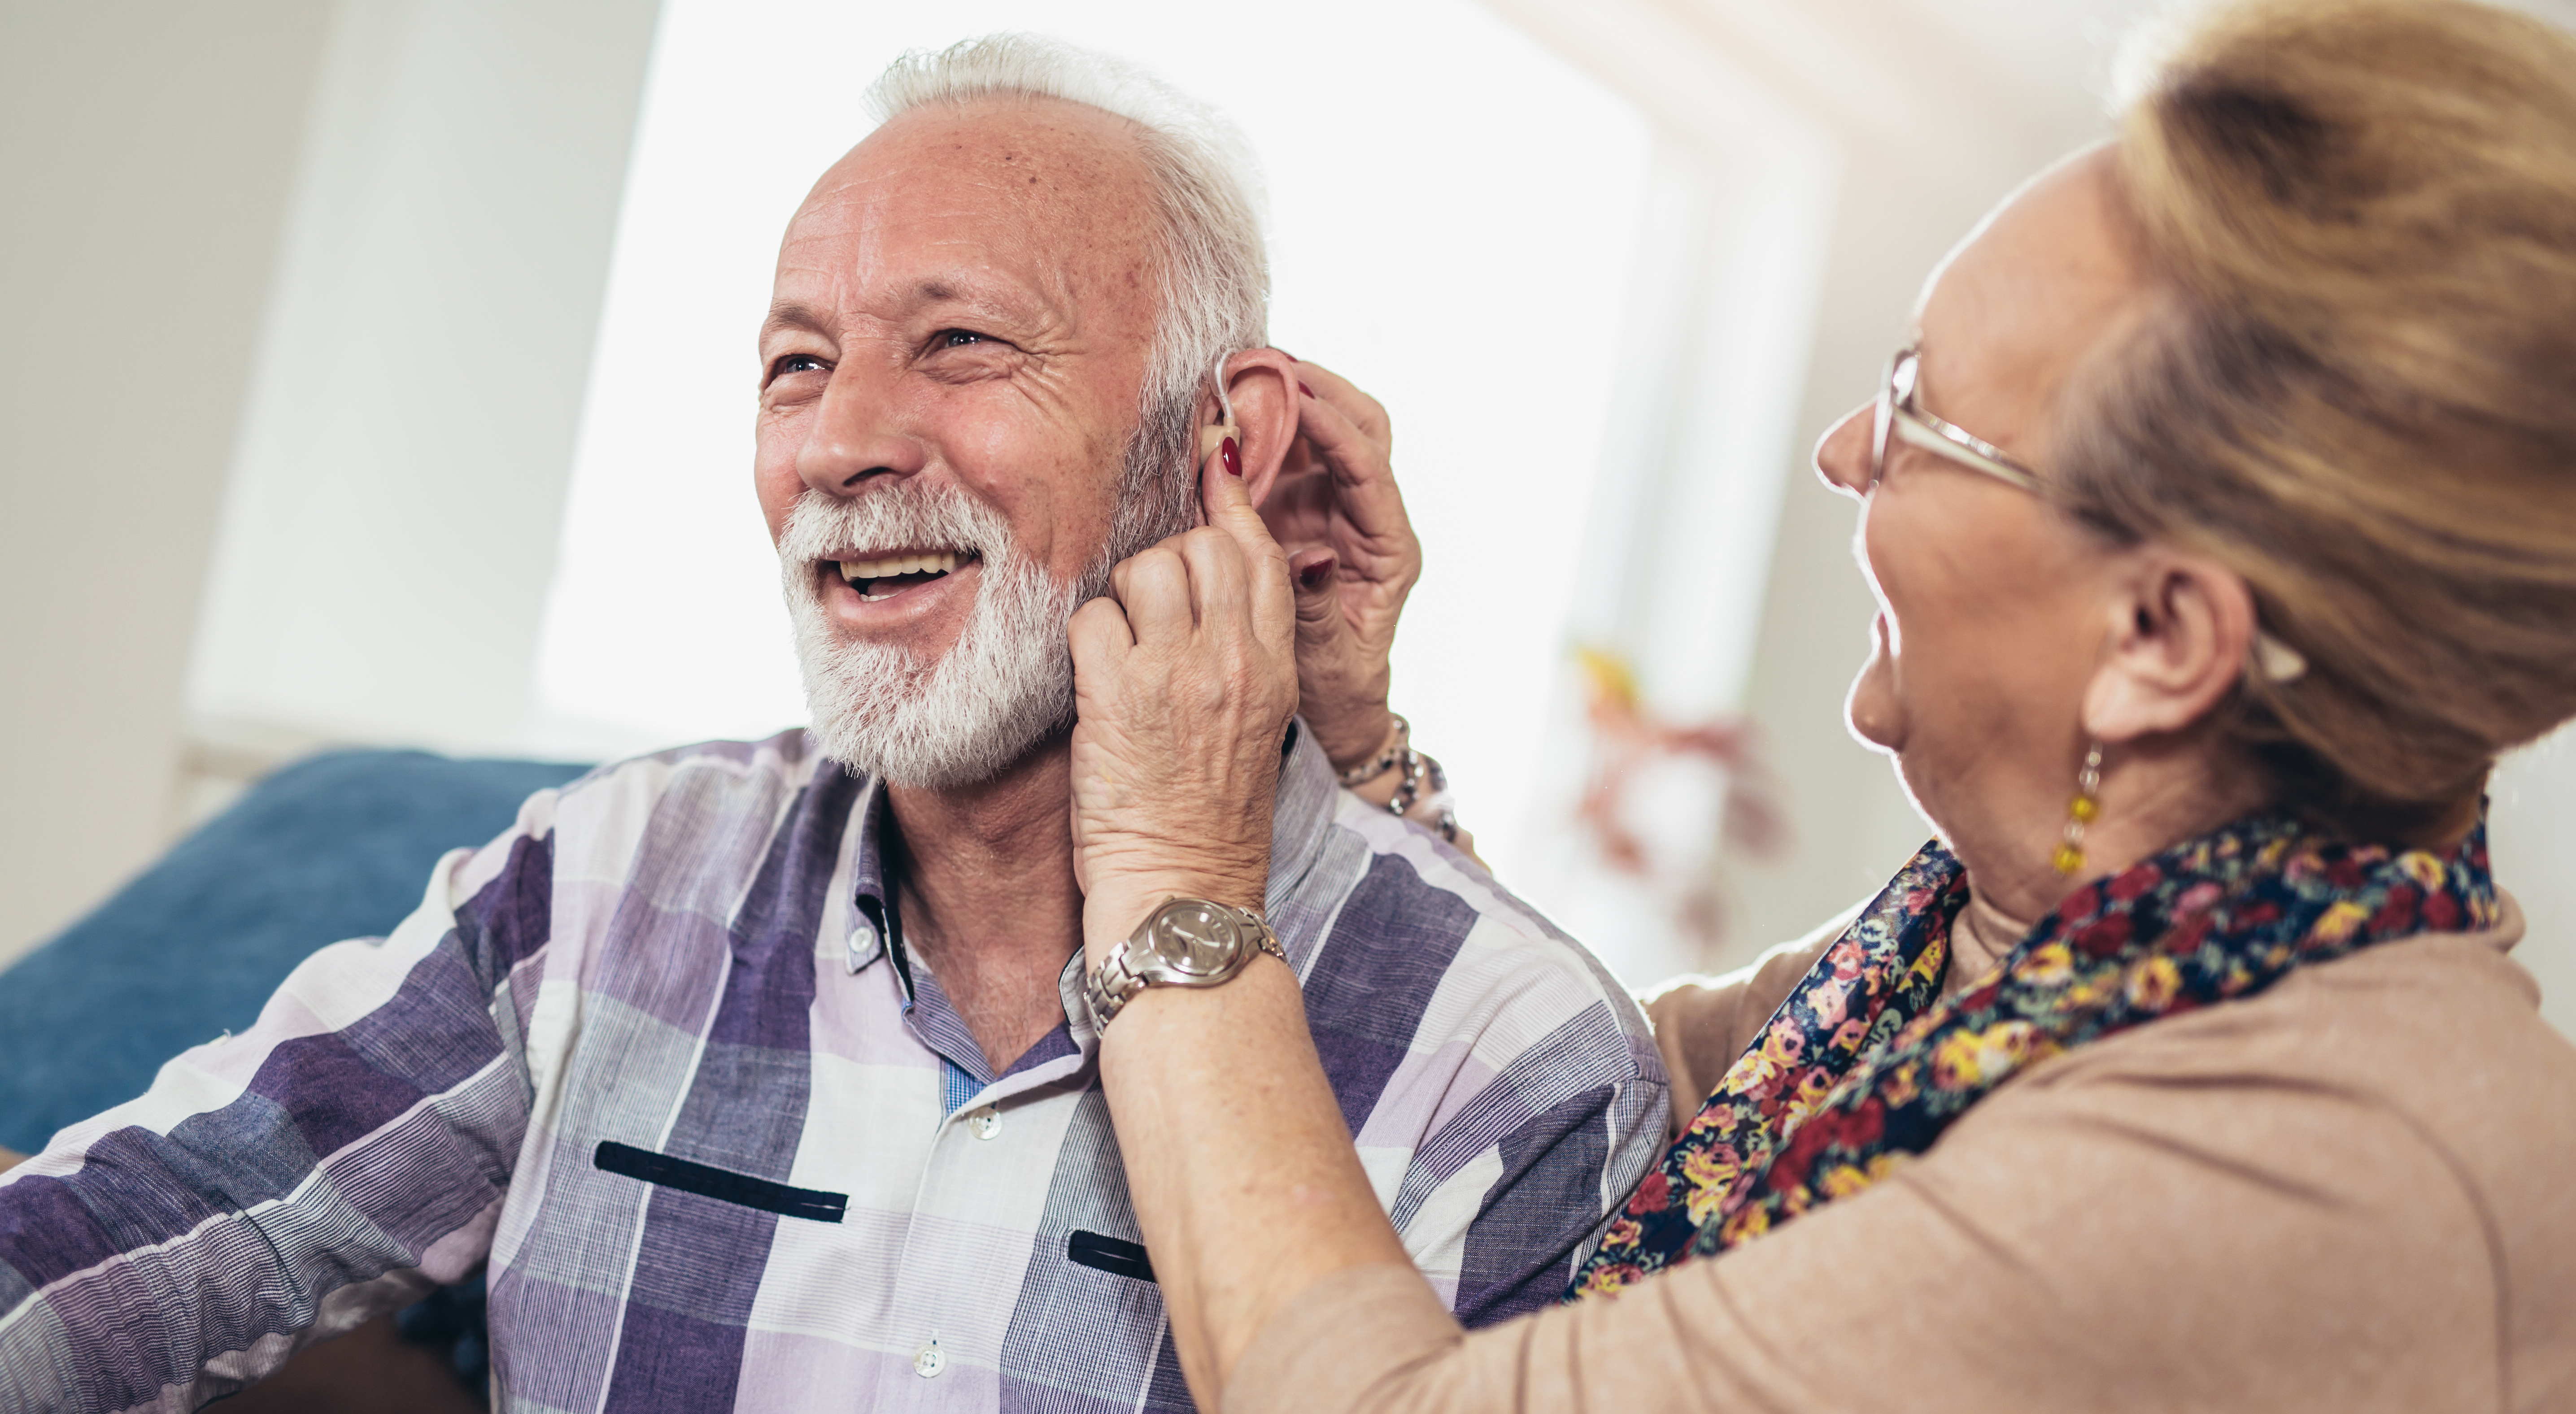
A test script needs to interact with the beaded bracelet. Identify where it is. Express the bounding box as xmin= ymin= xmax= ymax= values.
xmin=1417 ymin=754 xmax=1457 ymax=843
xmin=1335 ymin=713 xmax=1410 ymax=788
xmin=1388 ymin=751 xmax=1460 ymax=844
xmin=1338 ymin=715 xmax=1462 ymax=844
xmin=1383 ymin=743 xmax=1428 ymax=818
